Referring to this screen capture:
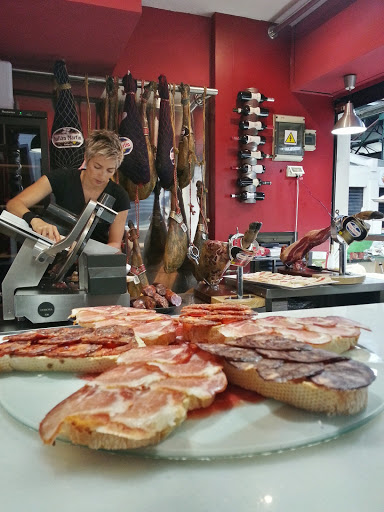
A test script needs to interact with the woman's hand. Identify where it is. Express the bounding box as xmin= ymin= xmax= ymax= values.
xmin=30 ymin=218 xmax=61 ymax=243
